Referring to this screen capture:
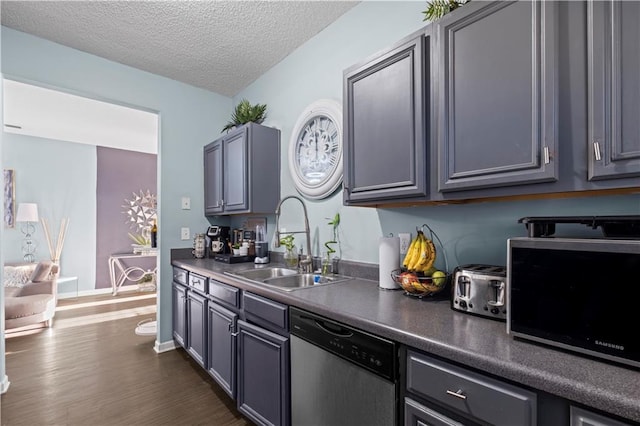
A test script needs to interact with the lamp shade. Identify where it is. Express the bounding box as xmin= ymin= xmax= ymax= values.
xmin=16 ymin=203 xmax=39 ymax=222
